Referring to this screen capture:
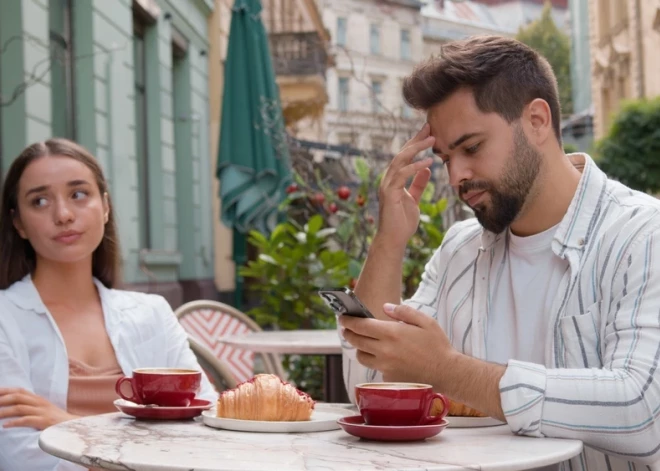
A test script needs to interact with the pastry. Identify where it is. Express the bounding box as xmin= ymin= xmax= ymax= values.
xmin=216 ymin=374 xmax=315 ymax=421
xmin=447 ymin=399 xmax=486 ymax=417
